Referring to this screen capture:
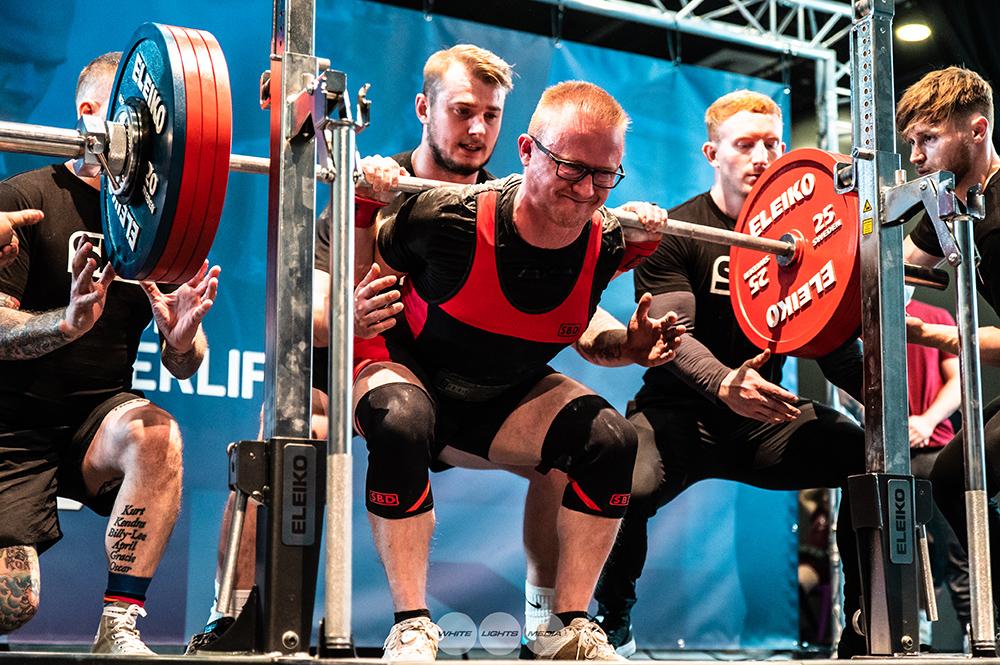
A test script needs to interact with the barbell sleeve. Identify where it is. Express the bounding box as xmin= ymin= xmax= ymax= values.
xmin=0 ymin=121 xmax=87 ymax=159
